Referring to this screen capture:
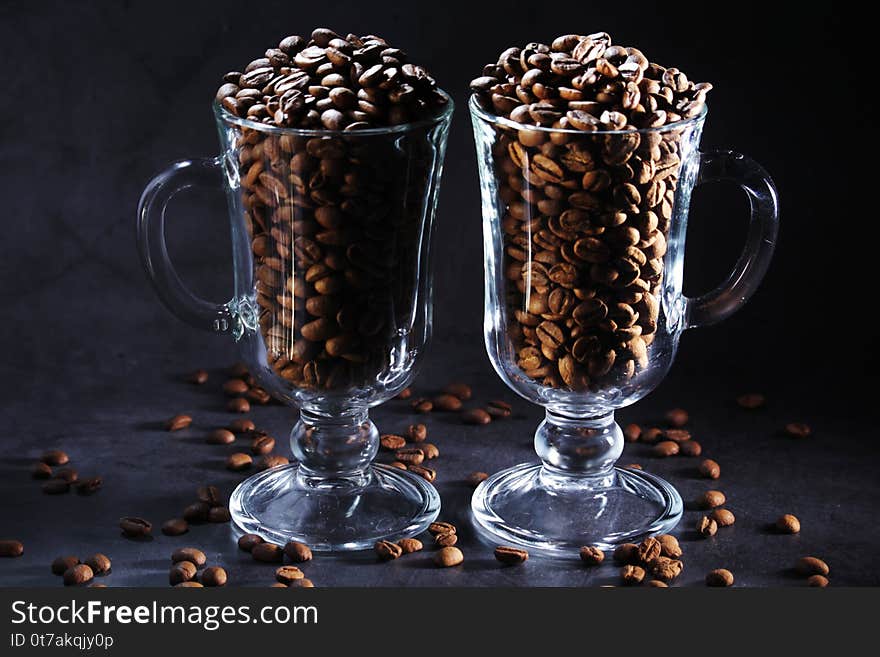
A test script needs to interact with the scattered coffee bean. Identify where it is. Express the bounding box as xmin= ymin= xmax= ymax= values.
xmin=175 ymin=581 xmax=204 ymax=588
xmin=227 ymin=398 xmax=250 ymax=413
xmin=434 ymin=532 xmax=458 ymax=547
xmin=444 ymin=383 xmax=473 ymax=400
xmin=380 ymin=434 xmax=407 ymax=451
xmin=207 ymin=429 xmax=236 ymax=445
xmin=166 ymin=415 xmax=192 ymax=431
xmin=64 ymin=564 xmax=93 ymax=586
xmin=41 ymin=450 xmax=69 ymax=466
xmin=626 ymin=463 xmax=642 ymax=469
xmin=119 ymin=517 xmax=152 ymax=538
xmin=434 ymin=546 xmax=464 ymax=568
xmin=375 ymin=540 xmax=403 ymax=561
xmin=709 ymin=509 xmax=735 ymax=527
xmin=697 ymin=516 xmax=718 ymax=538
xmin=51 ymin=555 xmax=79 ymax=574
xmin=657 ymin=534 xmax=681 ymax=558
xmin=486 ymin=400 xmax=513 ymax=419
xmin=621 ymin=564 xmax=646 ymax=585
xmin=223 ymin=379 xmax=249 ymax=396
xmin=289 ymin=578 xmax=315 ymax=588
xmin=208 ymin=506 xmax=231 ymax=523
xmin=679 ymin=440 xmax=701 ymax=456
xmin=785 ymin=422 xmax=811 ymax=439
xmin=229 ymin=418 xmax=256 ymax=433
xmin=196 ymin=485 xmax=222 ymax=506
xmin=466 ymin=471 xmax=489 ymax=487
xmin=389 ymin=461 xmax=407 ymax=470
xmin=32 ymin=462 xmax=53 ymax=479
xmin=650 ymin=556 xmax=683 ymax=581
xmin=228 ymin=363 xmax=248 ymax=378
xmin=256 ymin=455 xmax=290 ymax=470
xmin=169 ymin=561 xmax=197 ymax=585
xmin=640 ymin=428 xmax=663 ymax=444
xmin=421 ymin=443 xmax=439 ymax=459
xmin=250 ymin=434 xmax=276 ymax=455
xmin=397 ymin=538 xmax=423 ymax=553
xmin=796 ymin=556 xmax=829 ymax=576
xmin=412 ymin=398 xmax=433 ymax=413
xmin=226 ymin=453 xmax=253 ymax=471
xmin=776 ymin=514 xmax=800 ymax=534
xmin=42 ymin=479 xmax=70 ymax=495
xmin=433 ymin=394 xmax=463 ymax=412
xmin=396 ymin=388 xmax=413 ymax=400
xmin=662 ymin=429 xmax=691 ymax=443
xmin=162 ymin=518 xmax=189 ymax=536
xmin=252 ymin=542 xmax=284 ymax=563
xmin=275 ymin=565 xmax=305 ymax=584
xmin=406 ymin=424 xmax=427 ymax=442
xmin=623 ymin=423 xmax=641 ymax=442
xmin=579 ymin=545 xmax=605 ymax=566
xmin=55 ymin=468 xmax=78 ymax=483
xmin=698 ymin=490 xmax=726 ymax=509
xmin=408 ymin=465 xmax=436 ymax=482
xmin=429 ymin=521 xmax=456 ymax=536
xmin=647 ymin=580 xmax=668 ymax=587
xmin=665 ymin=408 xmax=688 ymax=427
xmin=652 ymin=440 xmax=679 ymax=457
xmin=698 ymin=458 xmax=720 ymax=479
xmin=88 ymin=583 xmax=107 ymax=588
xmin=85 ymin=553 xmax=111 ymax=575
xmin=462 ymin=408 xmax=491 ymax=425
xmin=183 ymin=502 xmax=210 ymax=523
xmin=807 ymin=575 xmax=829 ymax=587
xmin=637 ymin=537 xmax=661 ymax=562
xmin=246 ymin=387 xmax=272 ymax=405
xmin=394 ymin=447 xmax=424 ymax=465
xmin=75 ymin=477 xmax=103 ymax=495
xmin=494 ymin=545 xmax=528 ymax=565
xmin=736 ymin=393 xmax=765 ymax=409
xmin=171 ymin=547 xmax=207 ymax=567
xmin=187 ymin=369 xmax=209 ymax=384
xmin=238 ymin=534 xmax=264 ymax=552
xmin=613 ymin=543 xmax=639 ymax=564
xmin=706 ymin=568 xmax=734 ymax=587
xmin=284 ymin=541 xmax=313 ymax=563
xmin=201 ymin=566 xmax=227 ymax=587
xmin=0 ymin=540 xmax=23 ymax=558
